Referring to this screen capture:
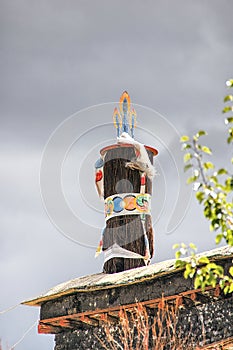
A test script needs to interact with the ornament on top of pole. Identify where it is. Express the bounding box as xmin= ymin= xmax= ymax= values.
xmin=113 ymin=108 xmax=122 ymax=138
xmin=113 ymin=91 xmax=136 ymax=139
xmin=129 ymin=108 xmax=137 ymax=139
